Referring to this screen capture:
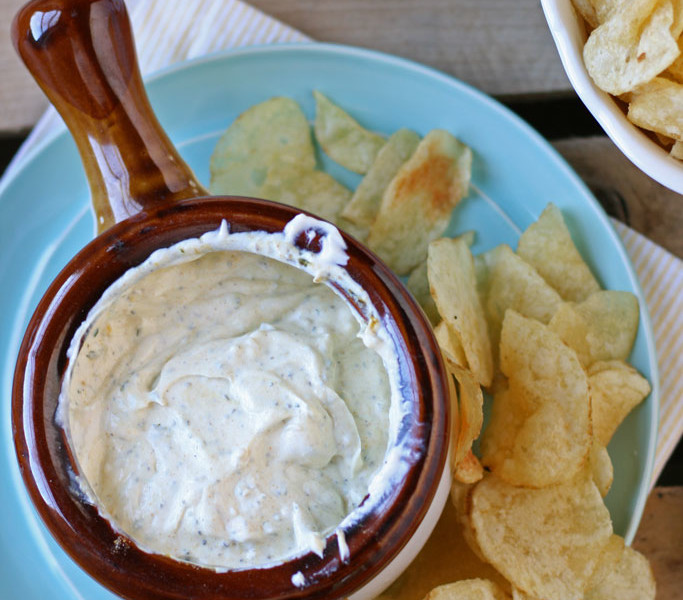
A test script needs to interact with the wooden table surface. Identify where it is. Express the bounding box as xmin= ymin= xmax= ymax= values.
xmin=0 ymin=0 xmax=681 ymax=597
